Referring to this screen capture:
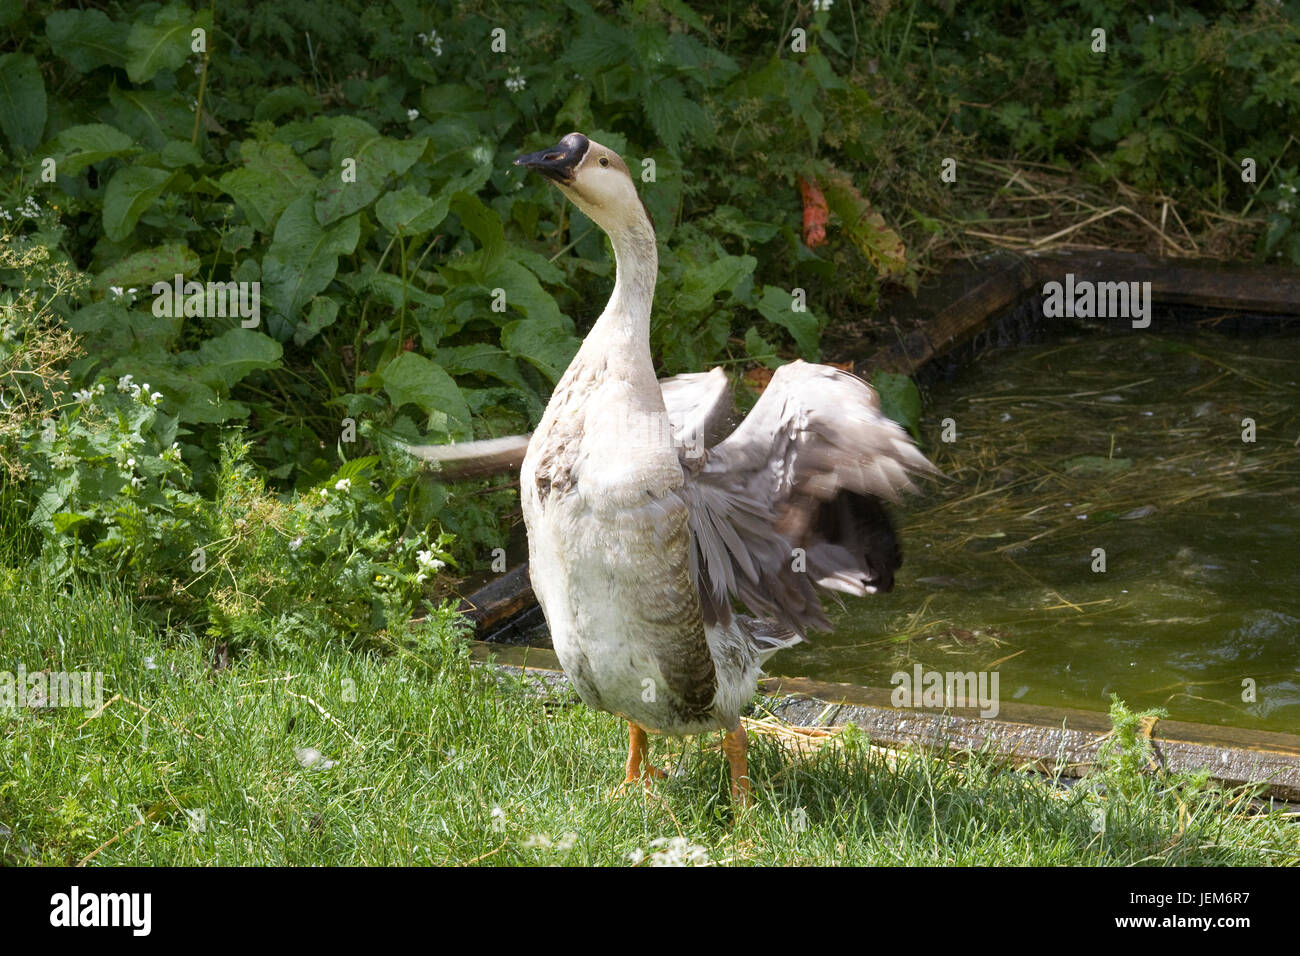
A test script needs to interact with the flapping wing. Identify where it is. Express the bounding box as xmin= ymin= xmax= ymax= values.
xmin=678 ymin=360 xmax=936 ymax=636
xmin=658 ymin=366 xmax=735 ymax=453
